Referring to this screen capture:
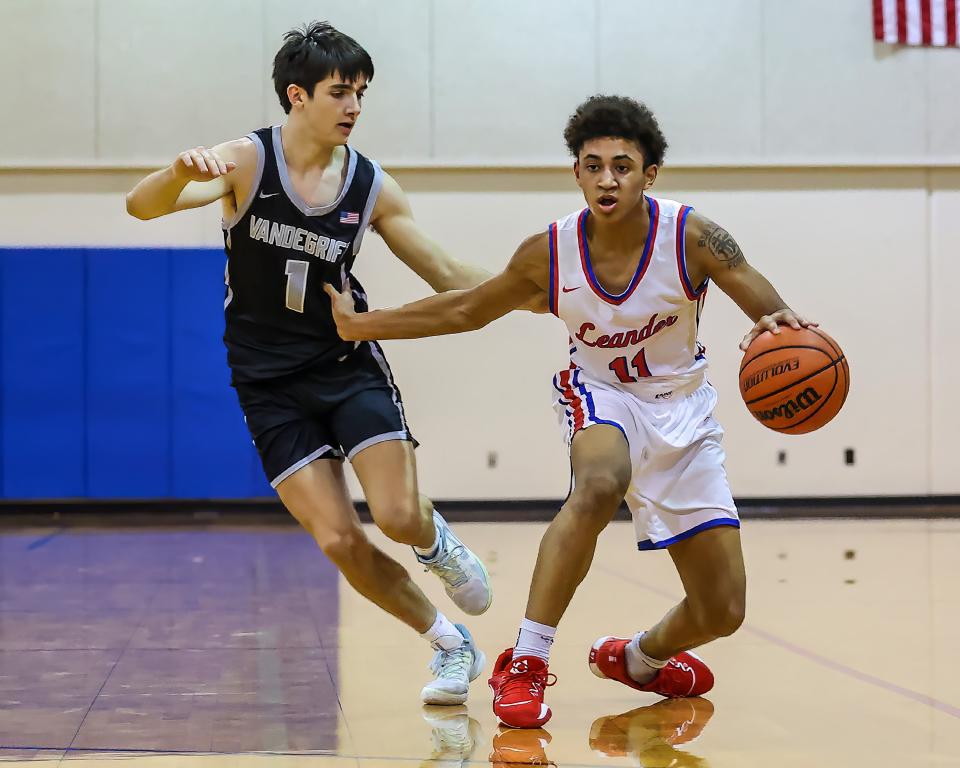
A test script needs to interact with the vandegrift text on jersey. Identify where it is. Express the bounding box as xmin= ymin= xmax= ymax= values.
xmin=249 ymin=214 xmax=350 ymax=263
